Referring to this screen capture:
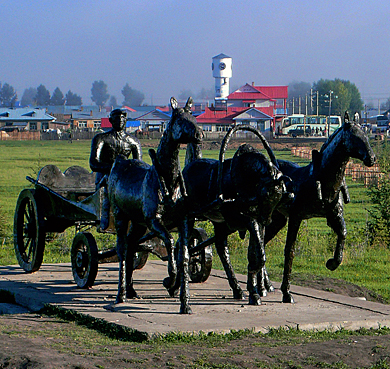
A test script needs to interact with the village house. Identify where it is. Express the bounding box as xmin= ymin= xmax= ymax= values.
xmin=0 ymin=107 xmax=58 ymax=131
xmin=196 ymin=83 xmax=288 ymax=136
xmin=71 ymin=109 xmax=109 ymax=130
